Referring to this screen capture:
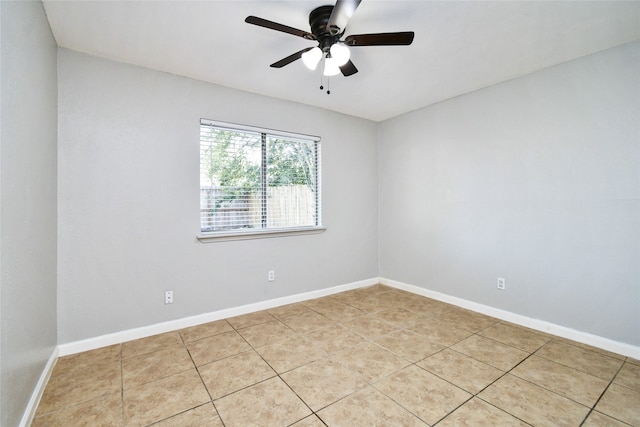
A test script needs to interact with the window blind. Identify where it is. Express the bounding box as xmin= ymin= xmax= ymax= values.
xmin=200 ymin=119 xmax=321 ymax=234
